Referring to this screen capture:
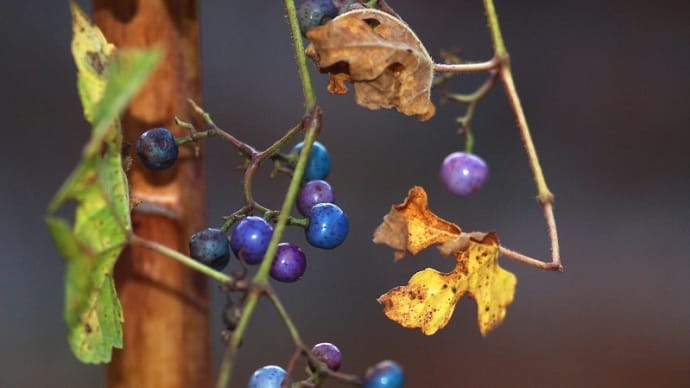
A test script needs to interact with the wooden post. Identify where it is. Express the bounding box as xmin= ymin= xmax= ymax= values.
xmin=93 ymin=1 xmax=210 ymax=387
